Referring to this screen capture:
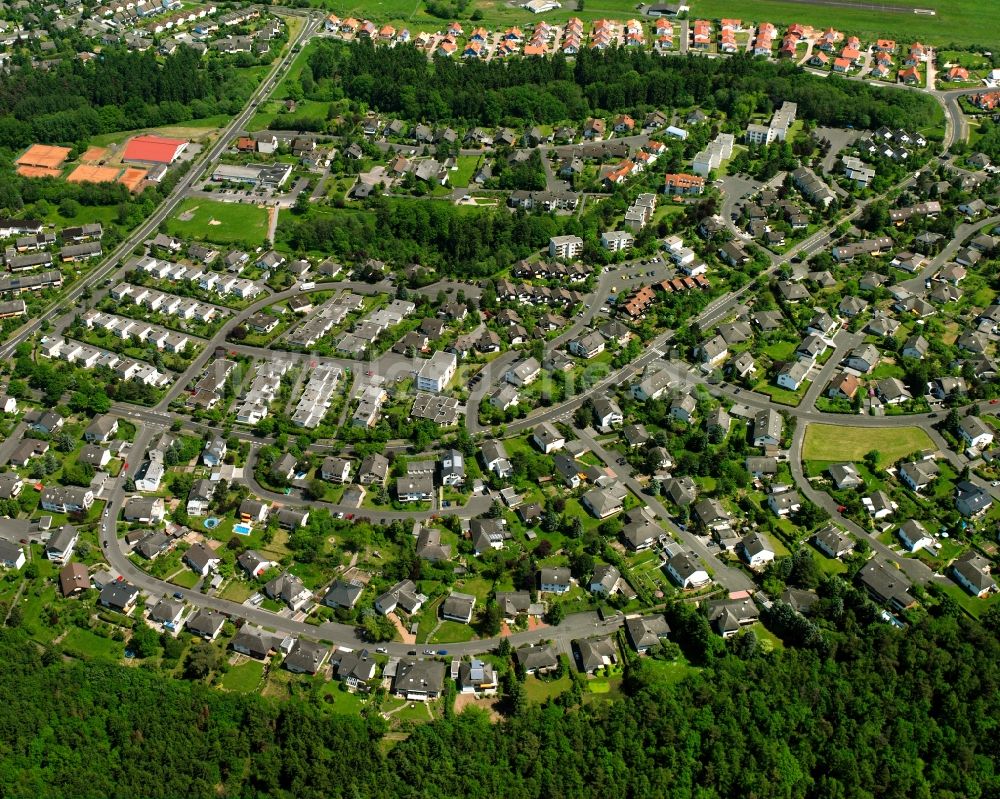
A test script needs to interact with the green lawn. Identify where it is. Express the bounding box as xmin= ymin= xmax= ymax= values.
xmin=319 ymin=681 xmax=370 ymax=714
xmin=222 ymin=660 xmax=265 ymax=693
xmin=524 ymin=672 xmax=572 ymax=703
xmin=753 ymin=624 xmax=785 ymax=652
xmin=61 ymin=627 xmax=125 ymax=661
xmin=869 ymin=362 xmax=905 ymax=381
xmin=451 ymin=155 xmax=481 ymax=188
xmin=166 ymin=199 xmax=268 ymax=247
xmin=393 ymin=700 xmax=436 ymax=725
xmin=640 ymin=656 xmax=699 ymax=686
xmin=168 ymin=570 xmax=200 ymax=589
xmin=802 ymin=424 xmax=934 ymax=468
xmin=762 ymin=340 xmax=797 ymax=361
xmin=428 ymin=621 xmax=477 ymax=644
xmin=938 ymin=581 xmax=1000 ymax=619
xmin=754 ymin=379 xmax=810 ymax=407
xmin=219 ymin=581 xmax=255 ymax=603
xmin=814 ymin=549 xmax=848 ymax=577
